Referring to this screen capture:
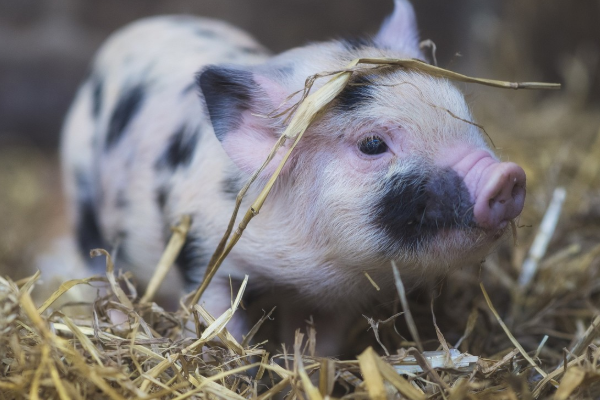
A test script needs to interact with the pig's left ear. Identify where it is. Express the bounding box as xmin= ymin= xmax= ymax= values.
xmin=197 ymin=65 xmax=285 ymax=175
xmin=374 ymin=0 xmax=423 ymax=58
